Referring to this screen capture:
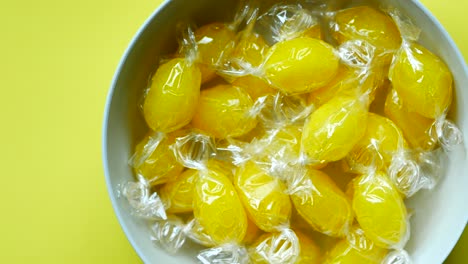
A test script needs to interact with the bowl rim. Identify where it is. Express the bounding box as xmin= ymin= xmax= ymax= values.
xmin=102 ymin=0 xmax=172 ymax=262
xmin=102 ymin=0 xmax=468 ymax=263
